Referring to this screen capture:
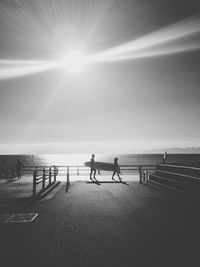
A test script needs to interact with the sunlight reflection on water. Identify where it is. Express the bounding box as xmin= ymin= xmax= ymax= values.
xmin=39 ymin=153 xmax=91 ymax=166
xmin=38 ymin=154 xmax=141 ymax=181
